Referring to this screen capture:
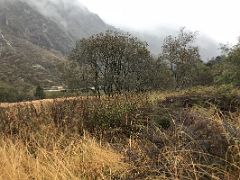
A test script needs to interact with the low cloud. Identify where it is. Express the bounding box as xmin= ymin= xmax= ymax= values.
xmin=21 ymin=0 xmax=89 ymax=19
